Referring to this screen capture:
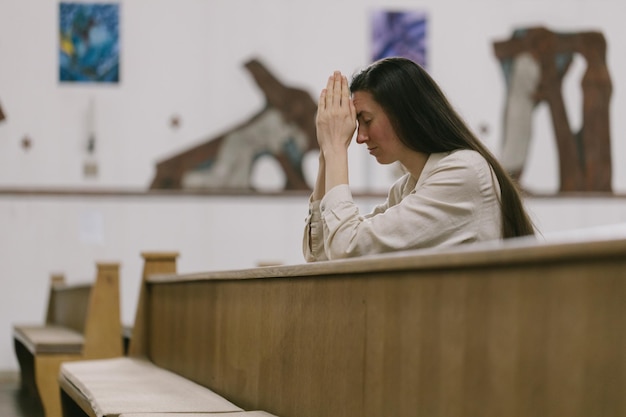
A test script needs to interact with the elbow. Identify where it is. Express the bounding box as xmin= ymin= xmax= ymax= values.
xmin=325 ymin=246 xmax=354 ymax=261
xmin=324 ymin=233 xmax=363 ymax=260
